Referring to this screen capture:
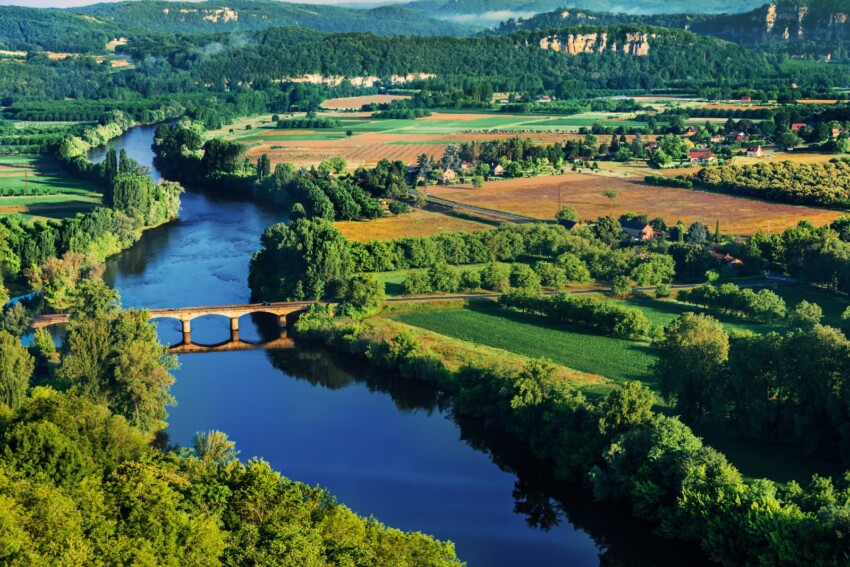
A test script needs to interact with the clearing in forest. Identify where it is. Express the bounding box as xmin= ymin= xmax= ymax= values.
xmin=0 ymin=155 xmax=101 ymax=220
